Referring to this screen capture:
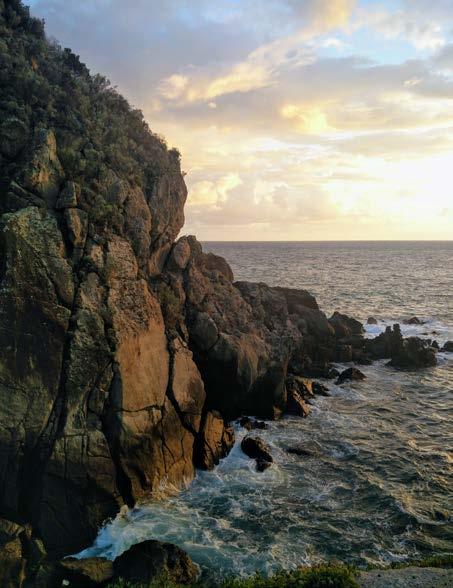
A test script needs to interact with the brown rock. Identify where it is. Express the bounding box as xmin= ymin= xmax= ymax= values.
xmin=57 ymin=557 xmax=113 ymax=587
xmin=336 ymin=367 xmax=366 ymax=385
xmin=113 ymin=540 xmax=198 ymax=585
xmin=195 ymin=411 xmax=235 ymax=470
